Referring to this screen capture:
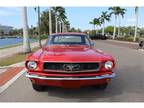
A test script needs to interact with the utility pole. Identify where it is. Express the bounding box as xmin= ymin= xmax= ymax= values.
xmin=21 ymin=7 xmax=31 ymax=53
